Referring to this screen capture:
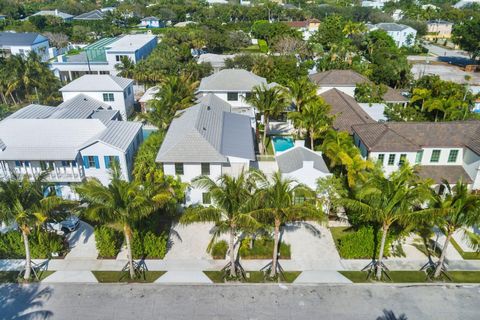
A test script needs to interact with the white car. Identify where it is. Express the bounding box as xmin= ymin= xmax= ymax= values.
xmin=45 ymin=216 xmax=80 ymax=235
